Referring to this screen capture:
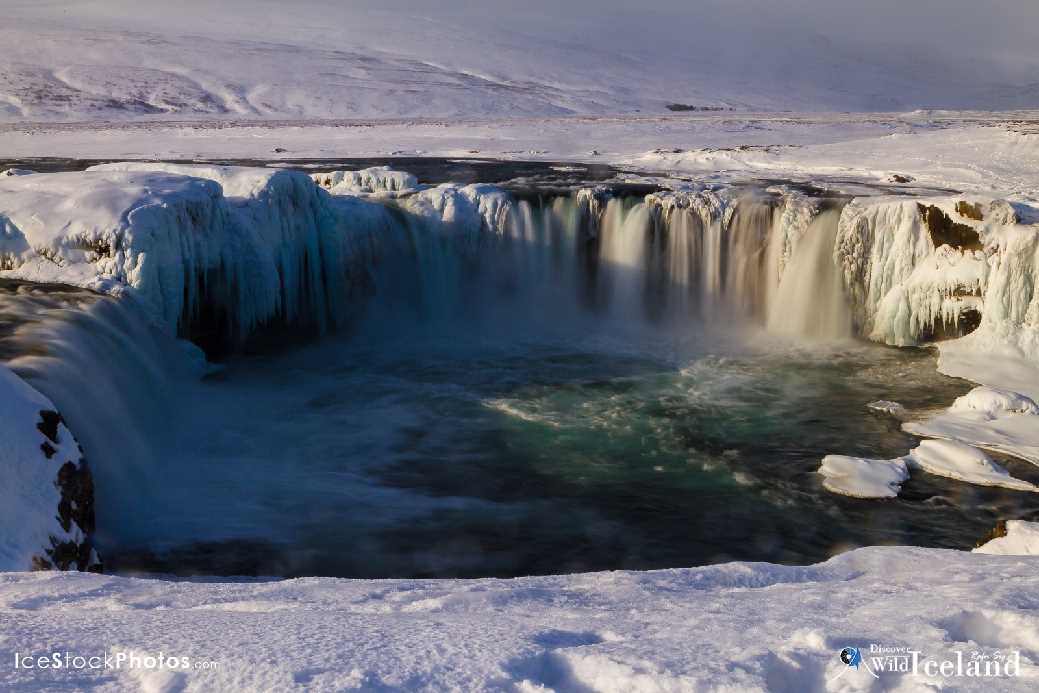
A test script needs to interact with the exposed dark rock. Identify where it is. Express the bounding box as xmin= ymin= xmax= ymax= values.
xmin=976 ymin=519 xmax=1008 ymax=548
xmin=29 ymin=409 xmax=101 ymax=573
xmin=955 ymin=200 xmax=984 ymax=221
xmin=889 ymin=174 xmax=914 ymax=183
xmin=36 ymin=408 xmax=62 ymax=443
xmin=665 ymin=103 xmax=729 ymax=112
xmin=917 ymin=204 xmax=983 ymax=251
